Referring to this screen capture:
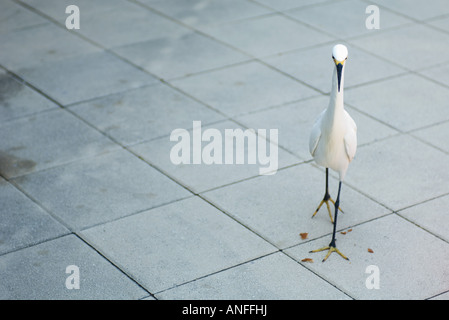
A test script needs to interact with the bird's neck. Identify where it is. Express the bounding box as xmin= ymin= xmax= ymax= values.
xmin=330 ymin=65 xmax=344 ymax=104
xmin=325 ymin=67 xmax=345 ymax=128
